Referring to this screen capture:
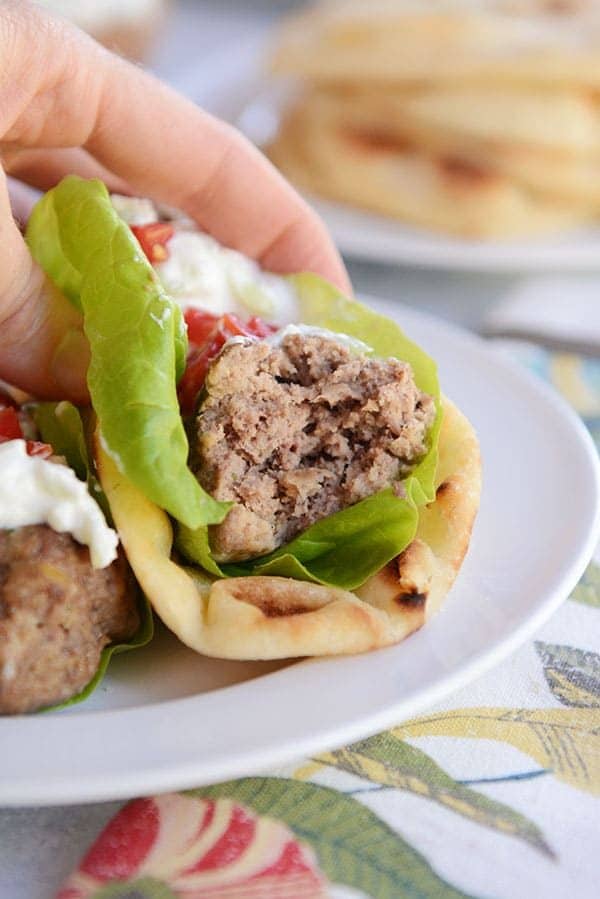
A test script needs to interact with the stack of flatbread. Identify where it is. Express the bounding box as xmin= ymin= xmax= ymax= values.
xmin=267 ymin=0 xmax=600 ymax=239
